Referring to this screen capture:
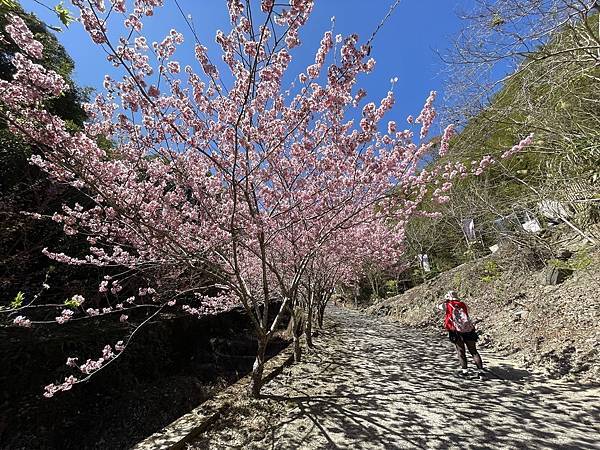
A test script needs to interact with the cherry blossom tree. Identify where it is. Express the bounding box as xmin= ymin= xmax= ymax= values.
xmin=0 ymin=0 xmax=531 ymax=398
